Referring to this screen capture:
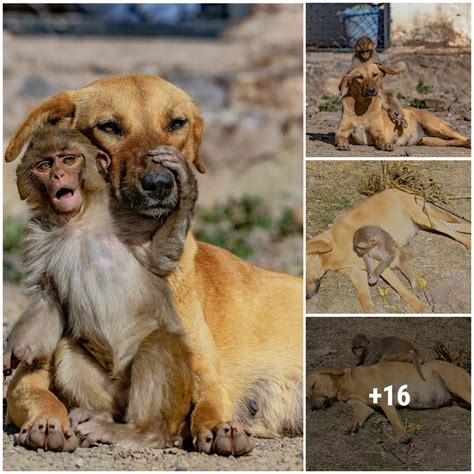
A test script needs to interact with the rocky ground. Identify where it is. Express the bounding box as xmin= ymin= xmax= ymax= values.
xmin=3 ymin=5 xmax=303 ymax=471
xmin=306 ymin=47 xmax=471 ymax=157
